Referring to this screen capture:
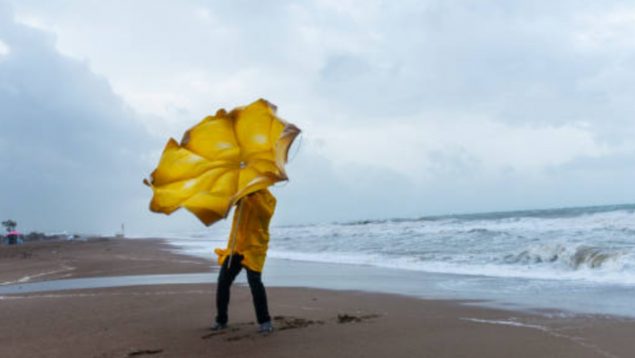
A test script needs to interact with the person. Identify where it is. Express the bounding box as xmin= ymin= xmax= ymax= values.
xmin=211 ymin=189 xmax=276 ymax=333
